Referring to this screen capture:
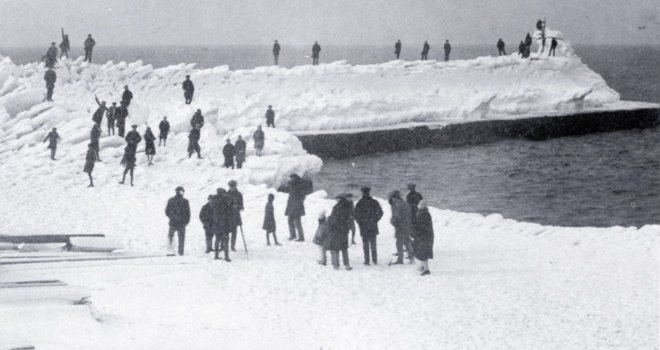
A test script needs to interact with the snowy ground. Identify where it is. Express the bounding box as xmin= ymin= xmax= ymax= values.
xmin=1 ymin=29 xmax=658 ymax=349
